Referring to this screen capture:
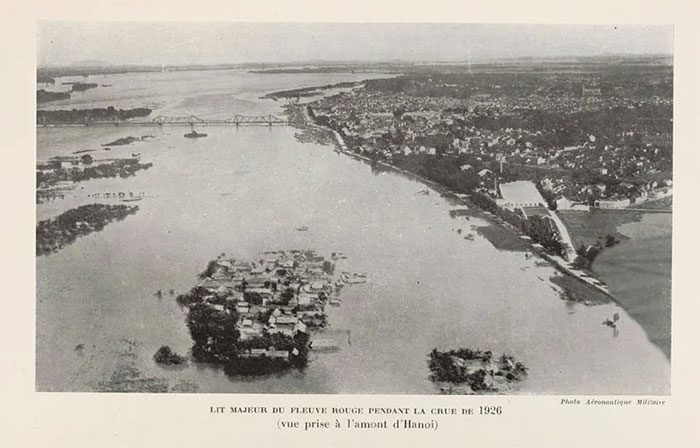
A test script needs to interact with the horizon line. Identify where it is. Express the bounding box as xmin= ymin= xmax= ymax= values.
xmin=38 ymin=52 xmax=674 ymax=70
